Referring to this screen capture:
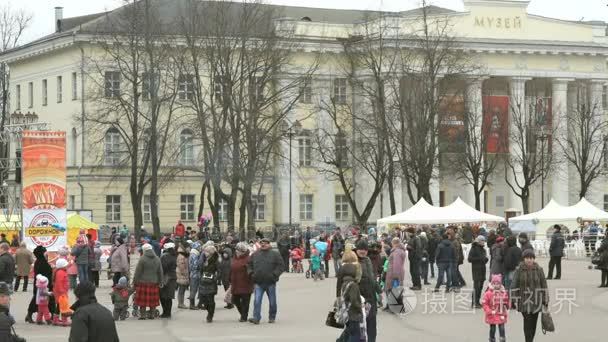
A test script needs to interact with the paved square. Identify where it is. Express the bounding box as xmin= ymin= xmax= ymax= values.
xmin=8 ymin=257 xmax=608 ymax=341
